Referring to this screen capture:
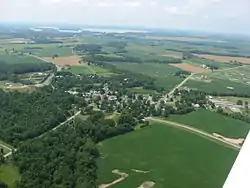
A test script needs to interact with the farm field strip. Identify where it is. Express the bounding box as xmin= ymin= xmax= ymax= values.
xmin=170 ymin=63 xmax=208 ymax=73
xmin=147 ymin=117 xmax=241 ymax=150
xmin=194 ymin=54 xmax=250 ymax=64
